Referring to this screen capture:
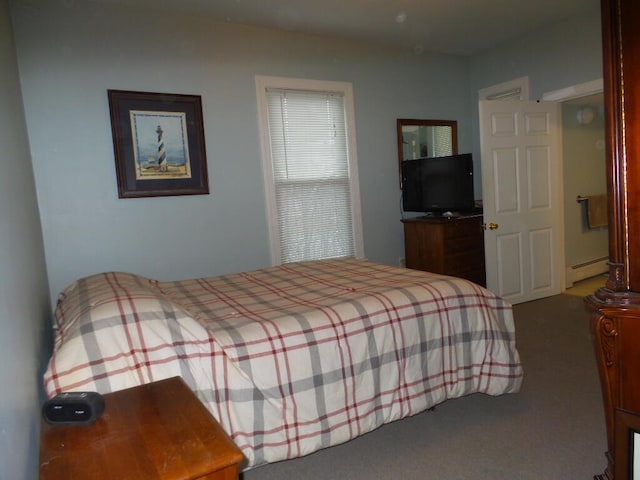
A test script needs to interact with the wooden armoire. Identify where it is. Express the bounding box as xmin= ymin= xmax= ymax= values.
xmin=587 ymin=0 xmax=640 ymax=479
